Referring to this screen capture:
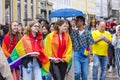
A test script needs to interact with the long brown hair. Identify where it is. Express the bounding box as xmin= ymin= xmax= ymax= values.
xmin=54 ymin=19 xmax=65 ymax=33
xmin=65 ymin=19 xmax=72 ymax=34
xmin=24 ymin=21 xmax=41 ymax=34
xmin=9 ymin=21 xmax=21 ymax=45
